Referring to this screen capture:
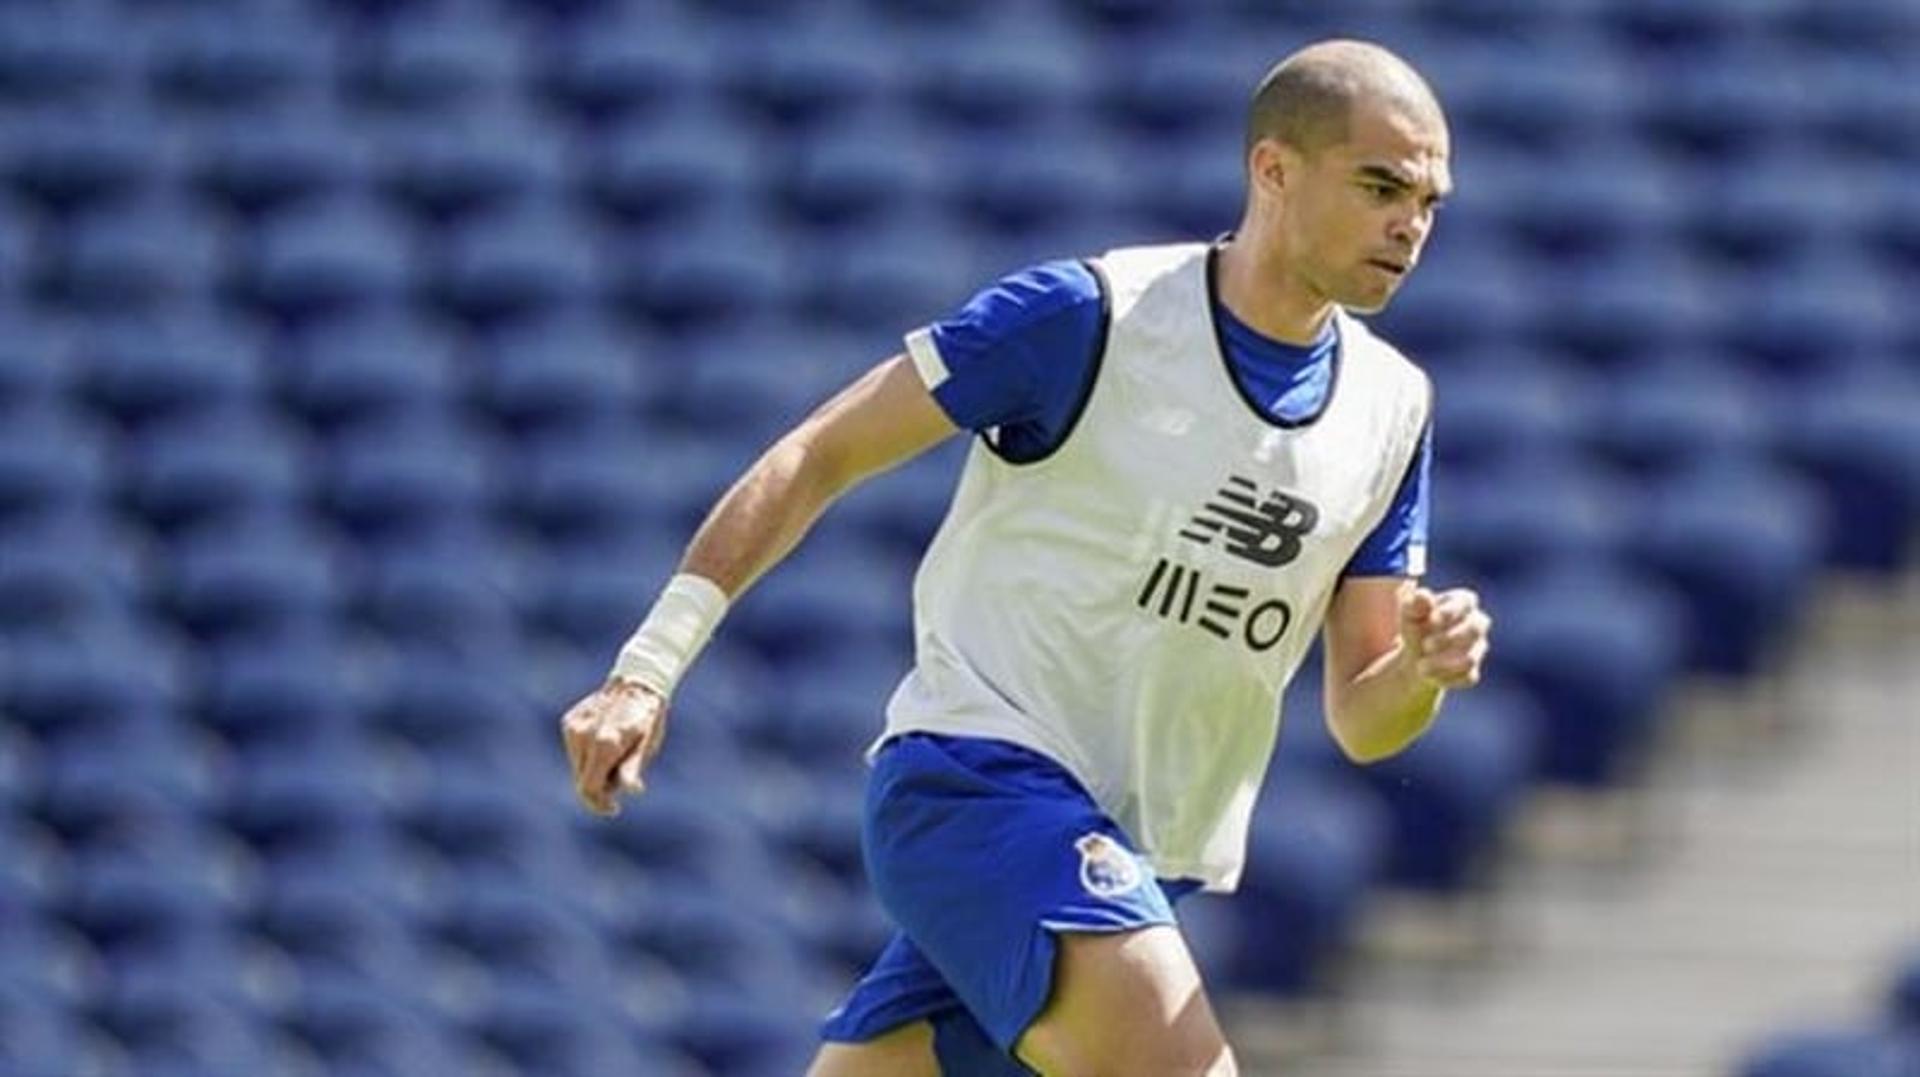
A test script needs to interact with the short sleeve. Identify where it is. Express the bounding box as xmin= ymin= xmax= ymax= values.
xmin=905 ymin=260 xmax=1105 ymax=446
xmin=1343 ymin=421 xmax=1432 ymax=578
